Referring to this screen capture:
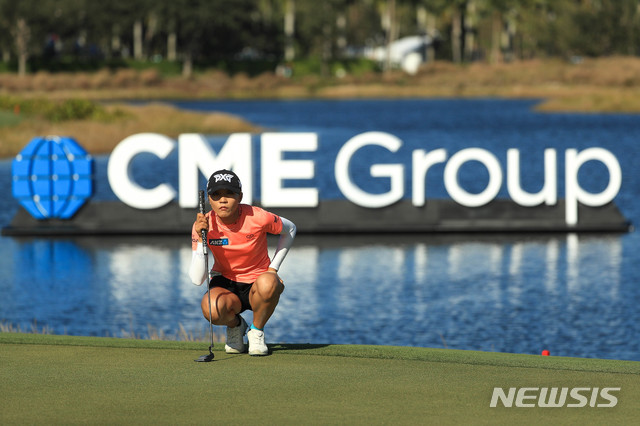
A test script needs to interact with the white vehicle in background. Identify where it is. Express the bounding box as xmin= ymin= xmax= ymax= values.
xmin=364 ymin=35 xmax=432 ymax=74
